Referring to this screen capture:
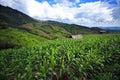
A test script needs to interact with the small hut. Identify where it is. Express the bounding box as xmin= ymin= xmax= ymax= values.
xmin=69 ymin=34 xmax=83 ymax=39
xmin=99 ymin=30 xmax=108 ymax=34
